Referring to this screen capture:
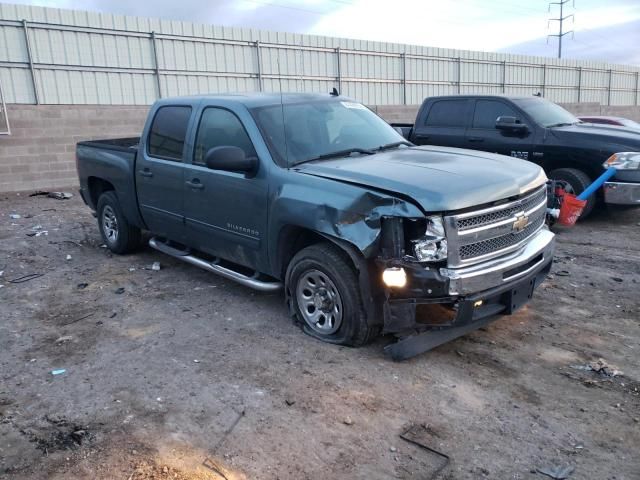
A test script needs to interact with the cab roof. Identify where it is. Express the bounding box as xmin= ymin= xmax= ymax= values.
xmin=157 ymin=92 xmax=351 ymax=108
